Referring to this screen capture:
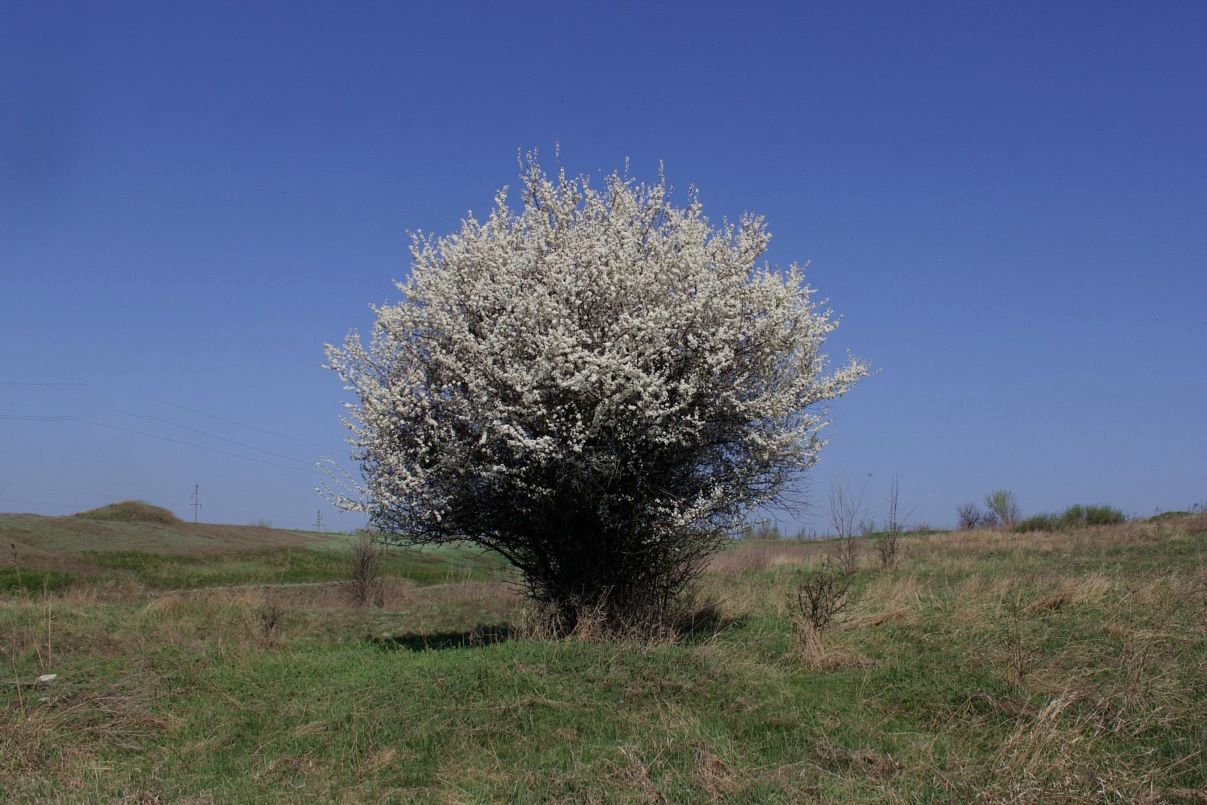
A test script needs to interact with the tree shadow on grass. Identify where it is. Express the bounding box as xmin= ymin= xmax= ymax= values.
xmin=367 ymin=607 xmax=744 ymax=651
xmin=369 ymin=623 xmax=514 ymax=652
xmin=672 ymin=609 xmax=747 ymax=644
